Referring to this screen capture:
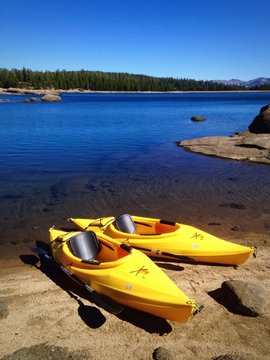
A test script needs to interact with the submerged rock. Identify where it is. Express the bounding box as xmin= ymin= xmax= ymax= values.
xmin=221 ymin=280 xmax=267 ymax=316
xmin=219 ymin=203 xmax=246 ymax=210
xmin=50 ymin=177 xmax=97 ymax=198
xmin=0 ymin=99 xmax=11 ymax=102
